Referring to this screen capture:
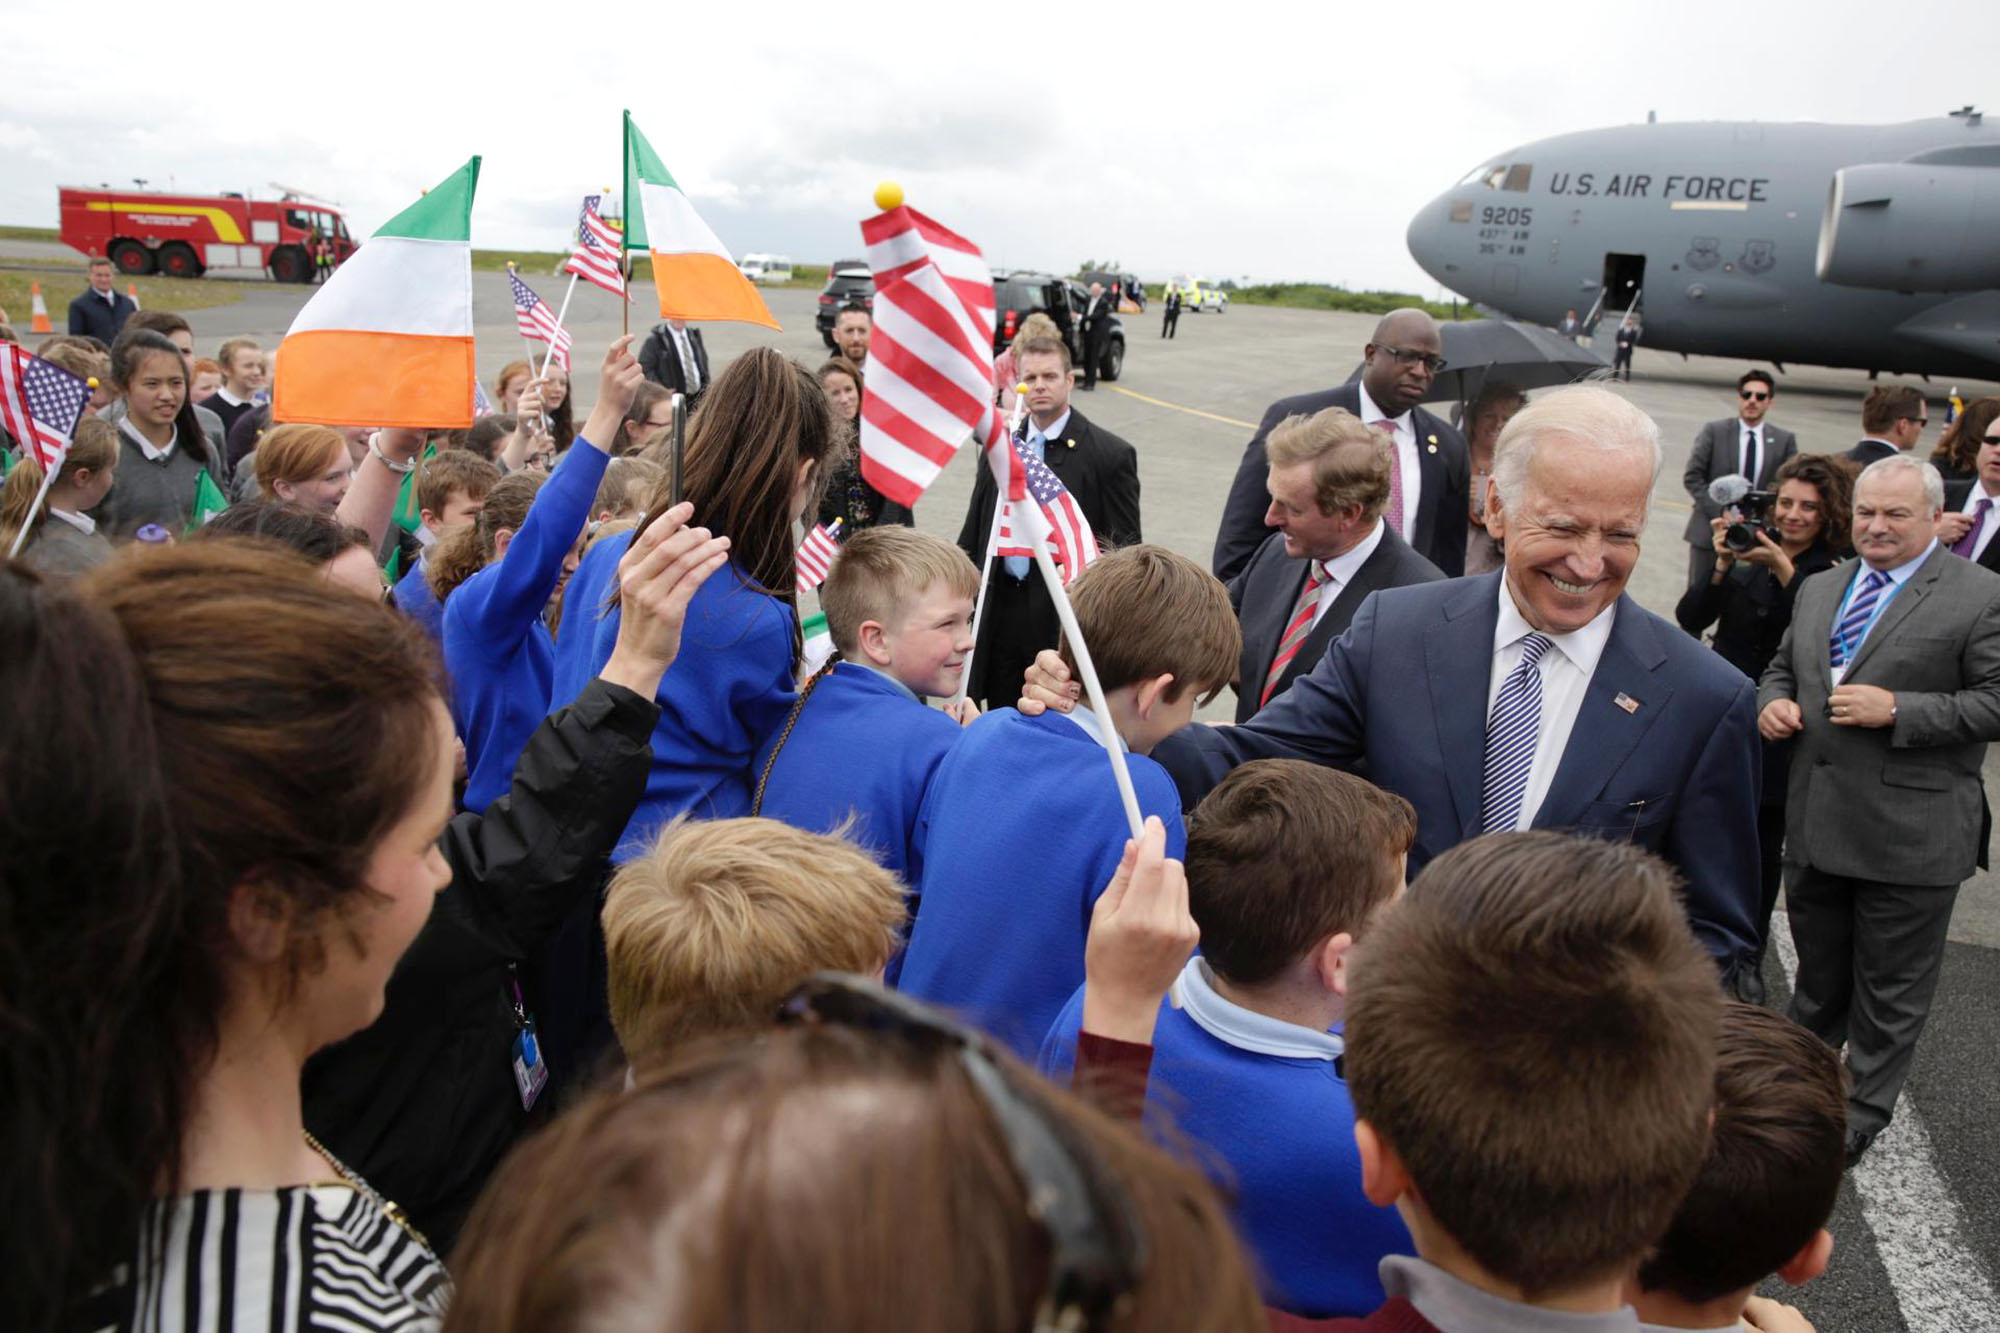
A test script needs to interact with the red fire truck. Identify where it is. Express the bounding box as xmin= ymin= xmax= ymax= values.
xmin=58 ymin=185 xmax=357 ymax=283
